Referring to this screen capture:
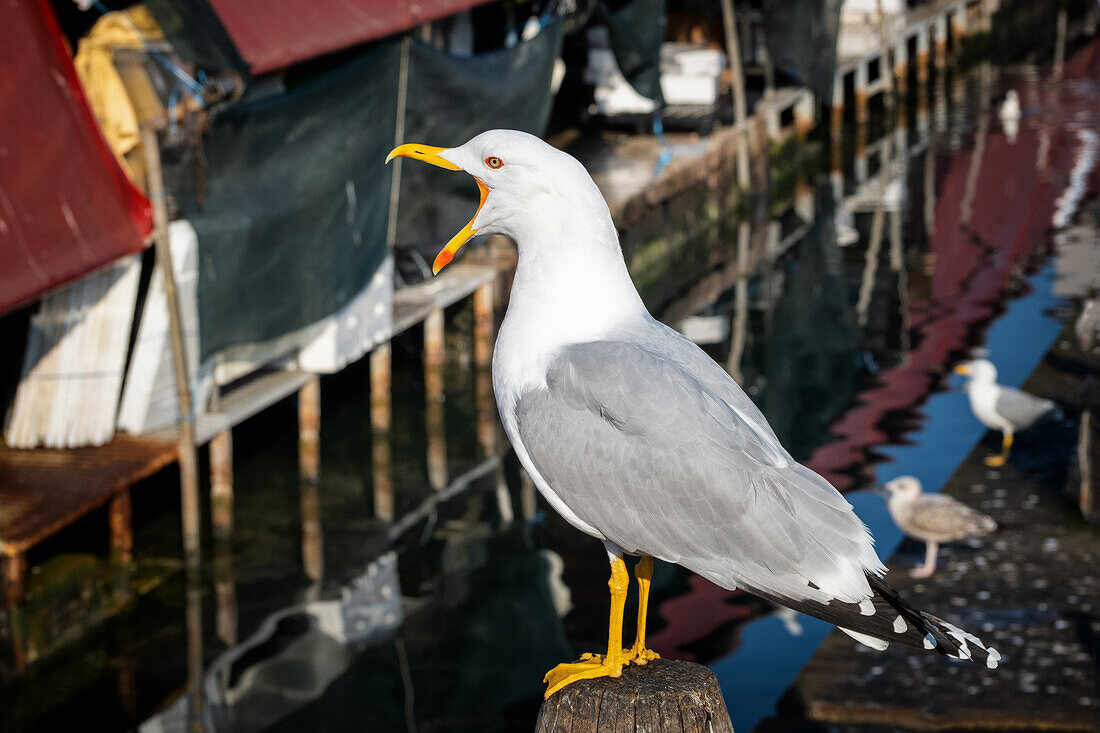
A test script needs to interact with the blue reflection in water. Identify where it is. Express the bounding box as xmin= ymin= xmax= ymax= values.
xmin=713 ymin=265 xmax=1066 ymax=733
